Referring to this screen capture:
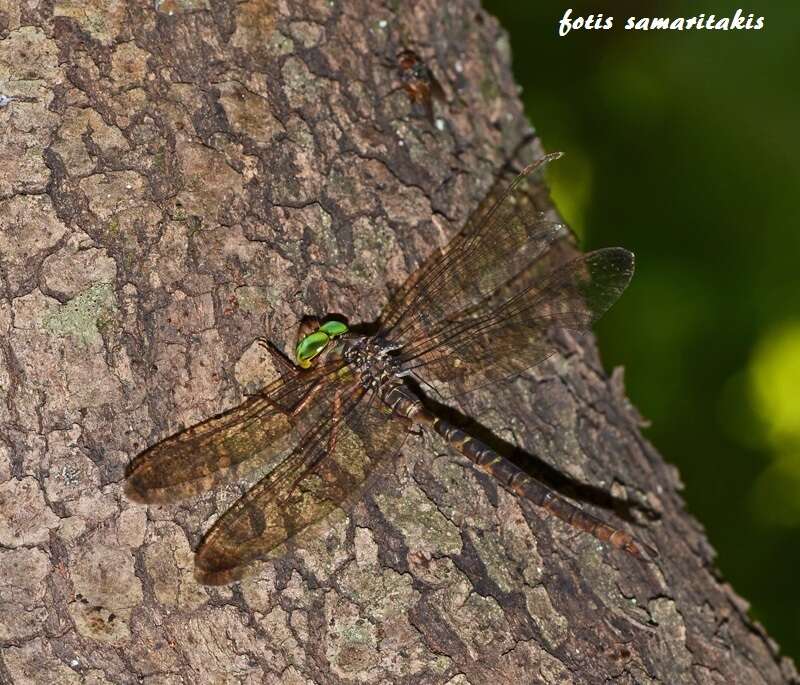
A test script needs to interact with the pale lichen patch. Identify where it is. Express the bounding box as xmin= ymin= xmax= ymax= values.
xmin=264 ymin=30 xmax=295 ymax=57
xmin=466 ymin=528 xmax=517 ymax=594
xmin=282 ymin=56 xmax=330 ymax=112
xmin=42 ymin=283 xmax=117 ymax=347
xmin=43 ymin=451 xmax=99 ymax=506
xmin=523 ymin=585 xmax=569 ymax=649
xmin=375 ymin=484 xmax=462 ymax=557
xmin=11 ymin=288 xmax=126 ymax=415
xmin=325 ymin=592 xmax=381 ymax=680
